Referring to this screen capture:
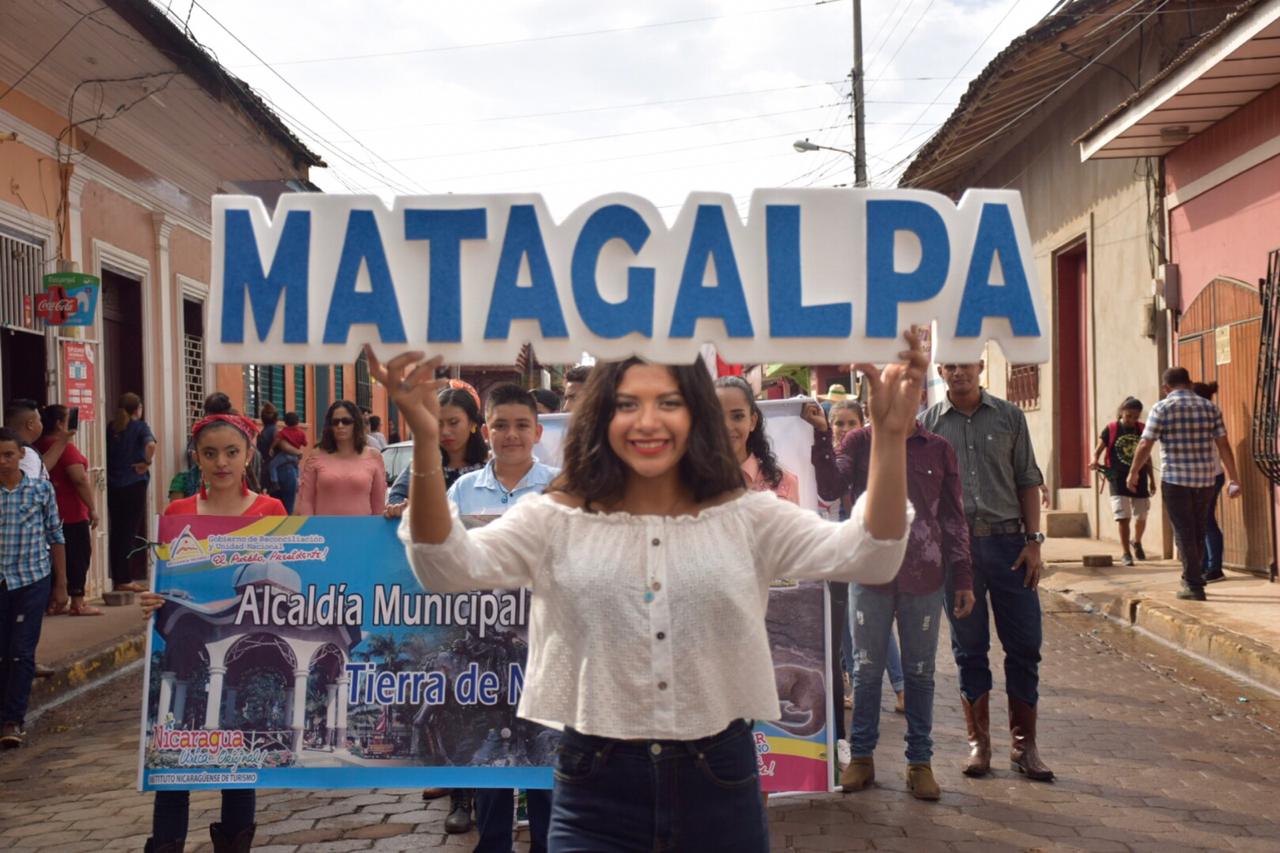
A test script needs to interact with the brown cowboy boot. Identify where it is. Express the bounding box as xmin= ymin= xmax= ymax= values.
xmin=960 ymin=693 xmax=991 ymax=777
xmin=839 ymin=756 xmax=875 ymax=792
xmin=1008 ymin=696 xmax=1054 ymax=781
